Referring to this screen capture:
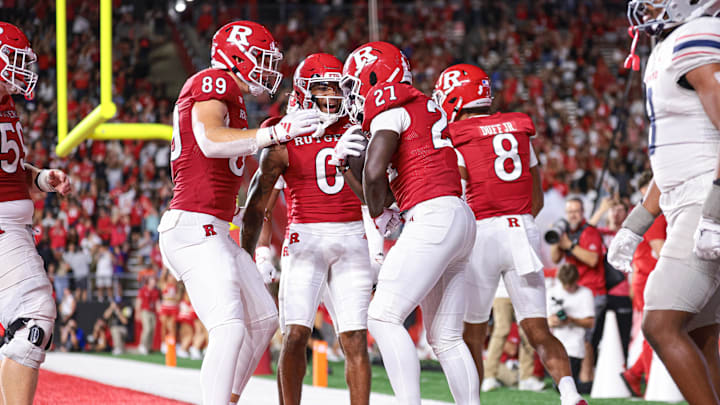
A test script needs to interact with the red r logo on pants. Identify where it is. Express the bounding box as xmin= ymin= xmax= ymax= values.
xmin=203 ymin=224 xmax=217 ymax=237
xmin=289 ymin=232 xmax=300 ymax=245
xmin=507 ymin=218 xmax=520 ymax=228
